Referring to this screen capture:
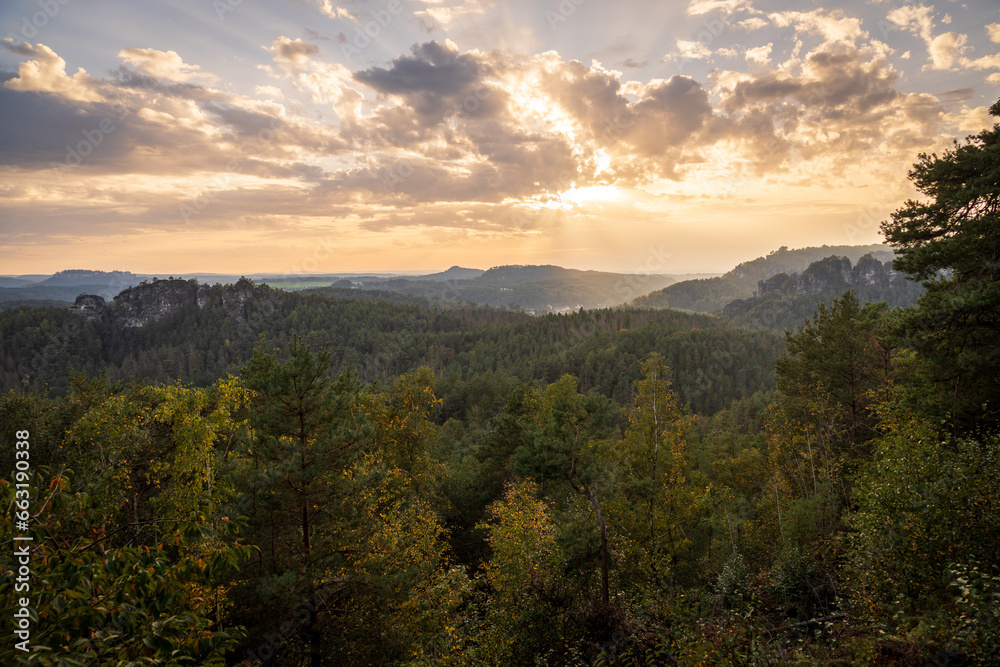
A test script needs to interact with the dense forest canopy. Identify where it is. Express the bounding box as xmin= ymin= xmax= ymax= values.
xmin=2 ymin=103 xmax=1000 ymax=666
